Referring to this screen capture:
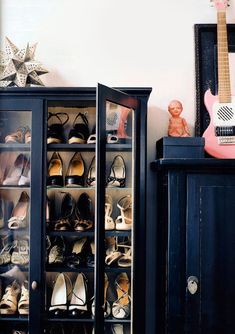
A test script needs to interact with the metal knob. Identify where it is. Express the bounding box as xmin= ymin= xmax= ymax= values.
xmin=187 ymin=276 xmax=198 ymax=295
xmin=31 ymin=281 xmax=38 ymax=290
